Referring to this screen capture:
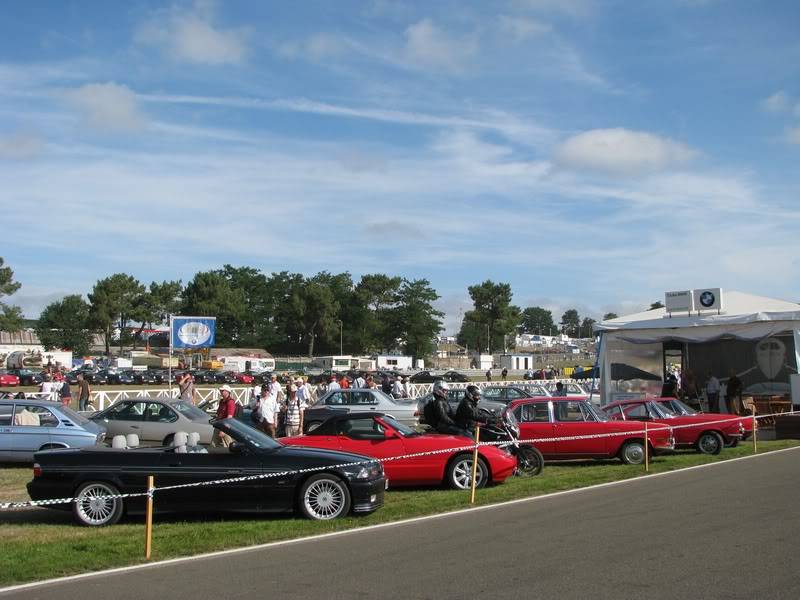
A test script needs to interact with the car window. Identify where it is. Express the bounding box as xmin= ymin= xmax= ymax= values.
xmin=145 ymin=402 xmax=177 ymax=423
xmin=350 ymin=392 xmax=377 ymax=405
xmin=506 ymin=388 xmax=526 ymax=400
xmin=483 ymin=388 xmax=503 ymax=399
xmin=622 ymin=404 xmax=649 ymax=419
xmin=0 ymin=404 xmax=13 ymax=426
xmin=516 ymin=403 xmax=550 ymax=423
xmin=554 ymin=401 xmax=587 ymax=422
xmin=336 ymin=417 xmax=383 ymax=437
xmin=13 ymin=404 xmax=58 ymax=427
xmin=325 ymin=392 xmax=346 ymax=405
xmin=106 ymin=401 xmax=145 ymax=421
xmin=604 ymin=405 xmax=623 ymax=419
